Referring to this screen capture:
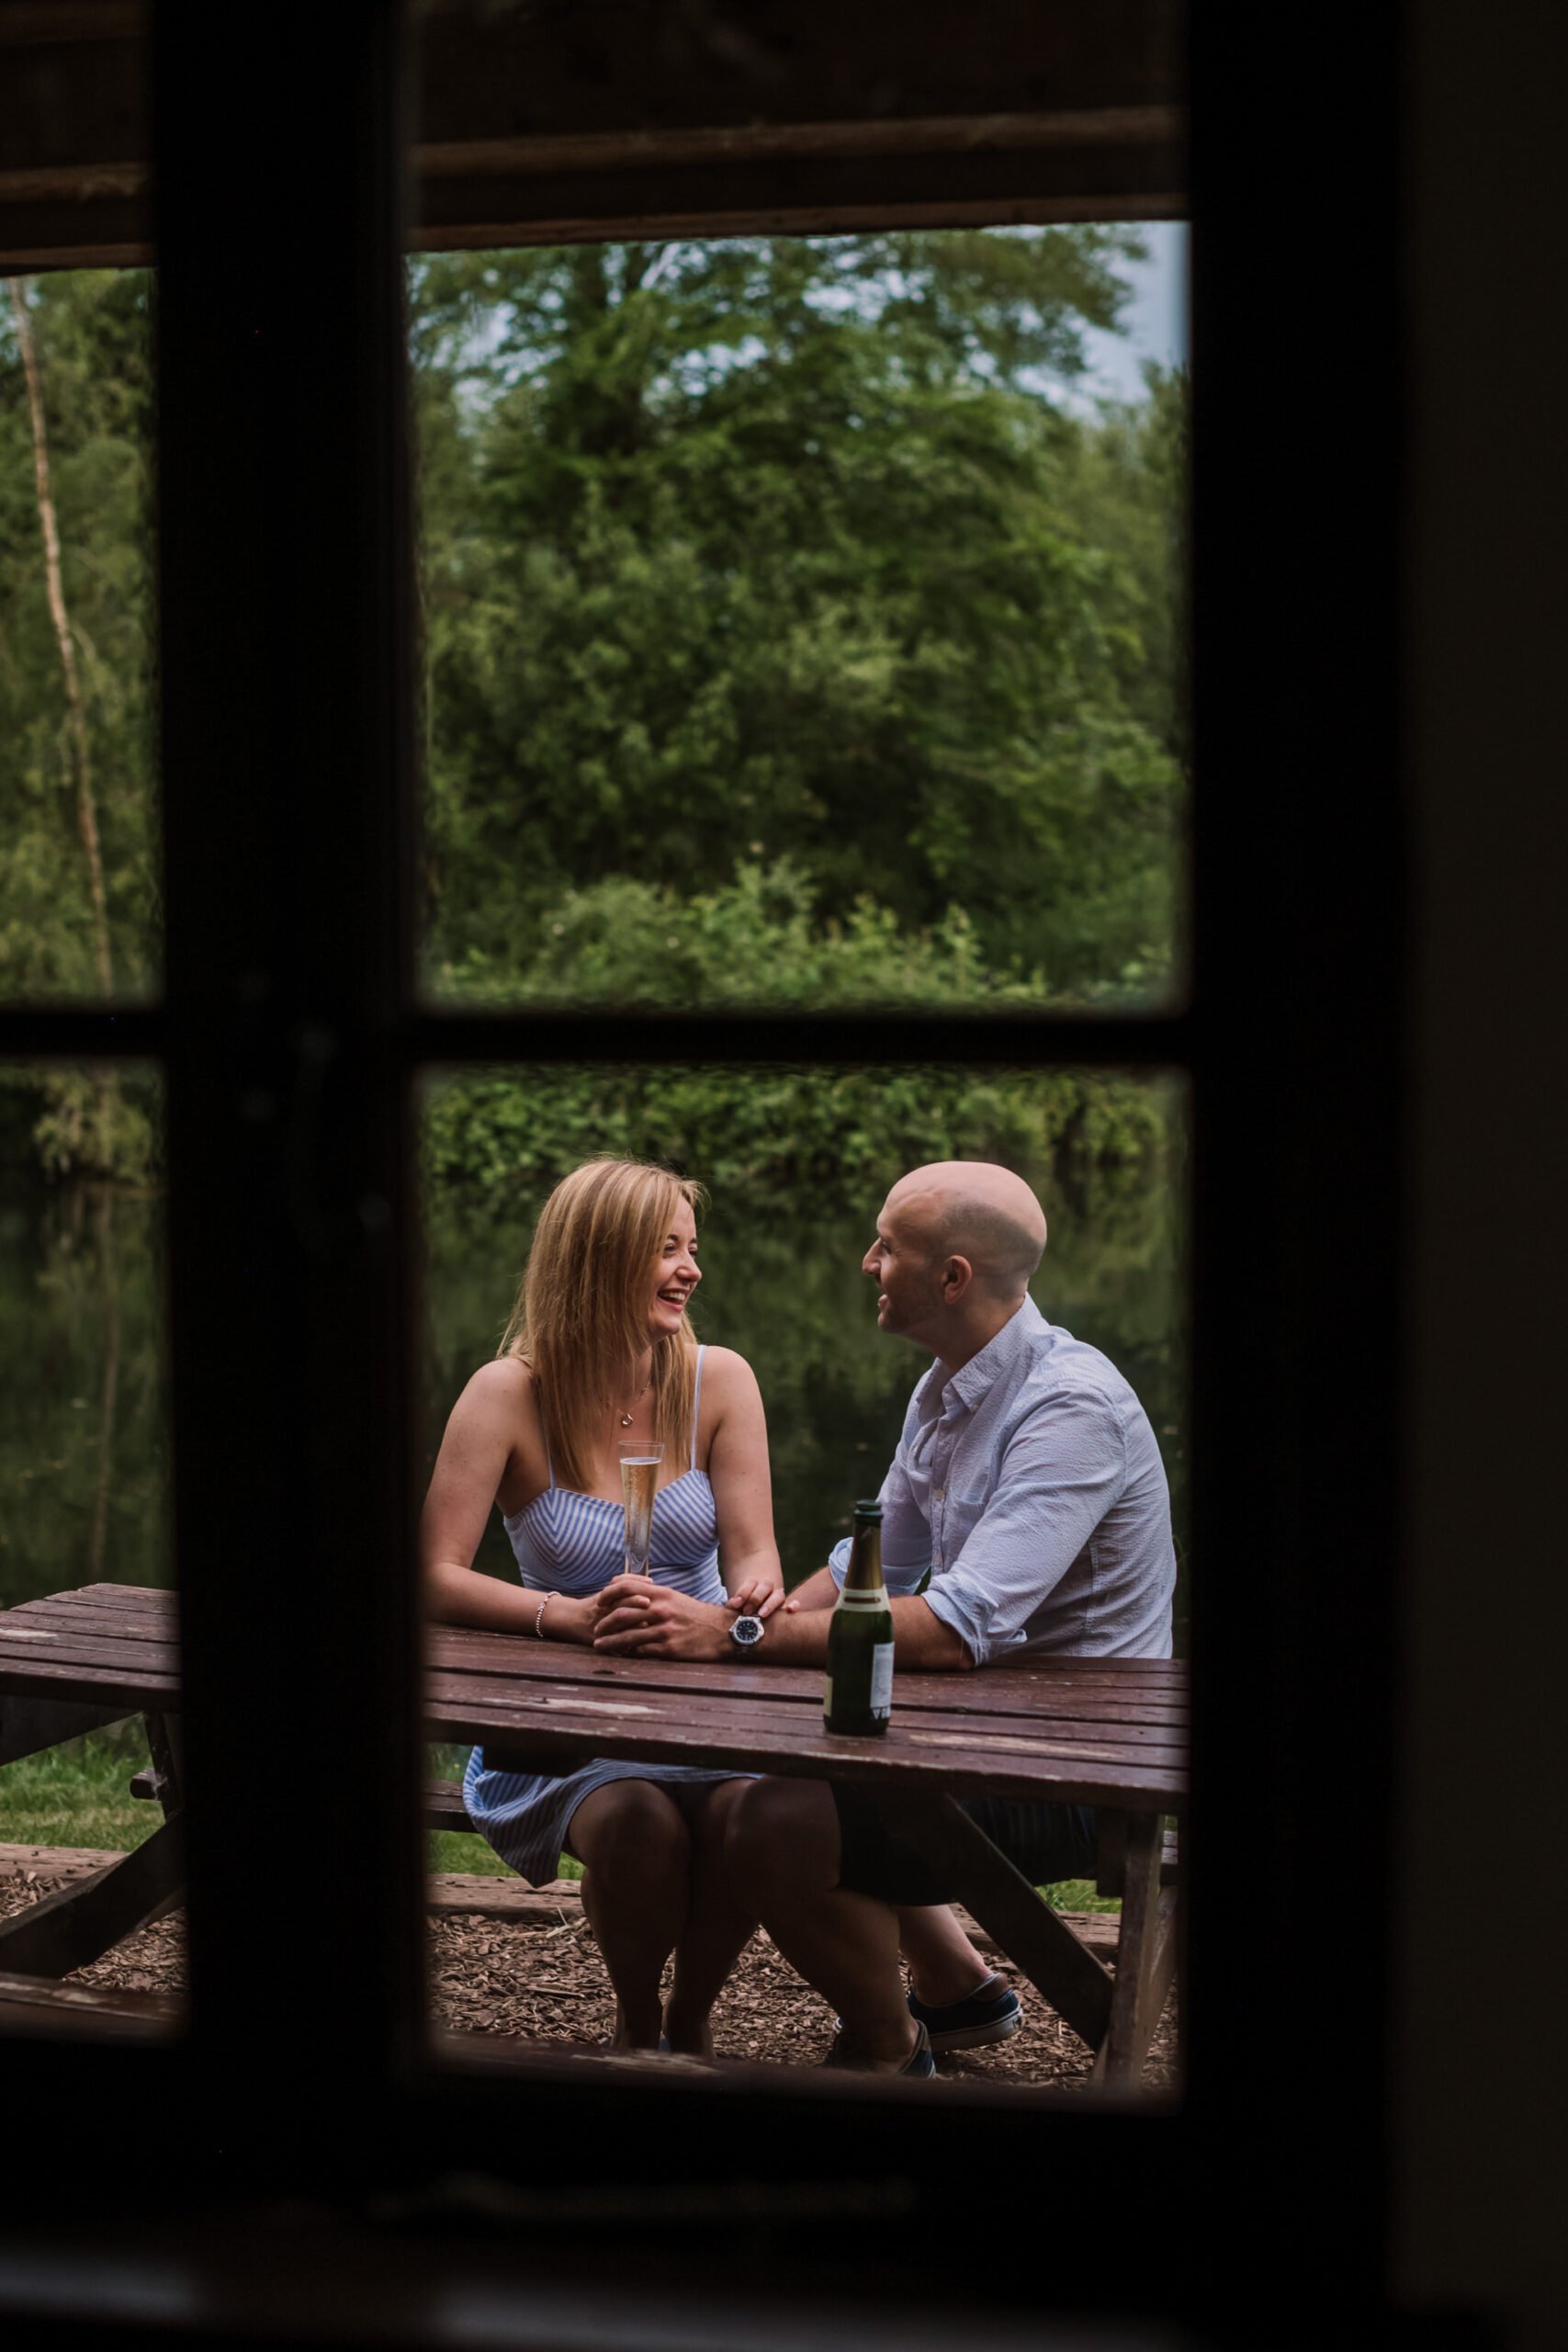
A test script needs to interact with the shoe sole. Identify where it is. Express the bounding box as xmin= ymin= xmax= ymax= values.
xmin=926 ymin=2009 xmax=1023 ymax=2053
